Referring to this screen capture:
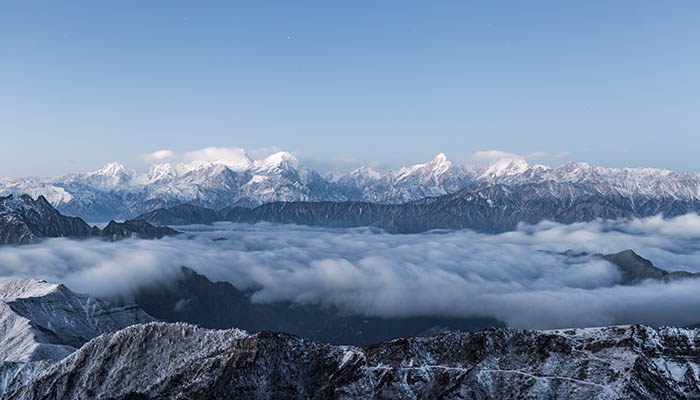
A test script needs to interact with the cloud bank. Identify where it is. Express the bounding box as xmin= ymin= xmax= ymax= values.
xmin=1 ymin=215 xmax=700 ymax=329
